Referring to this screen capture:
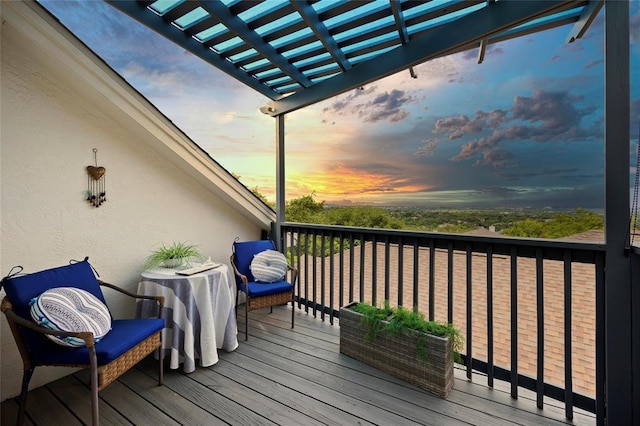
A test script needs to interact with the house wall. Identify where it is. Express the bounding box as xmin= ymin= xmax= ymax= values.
xmin=0 ymin=6 xmax=265 ymax=400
